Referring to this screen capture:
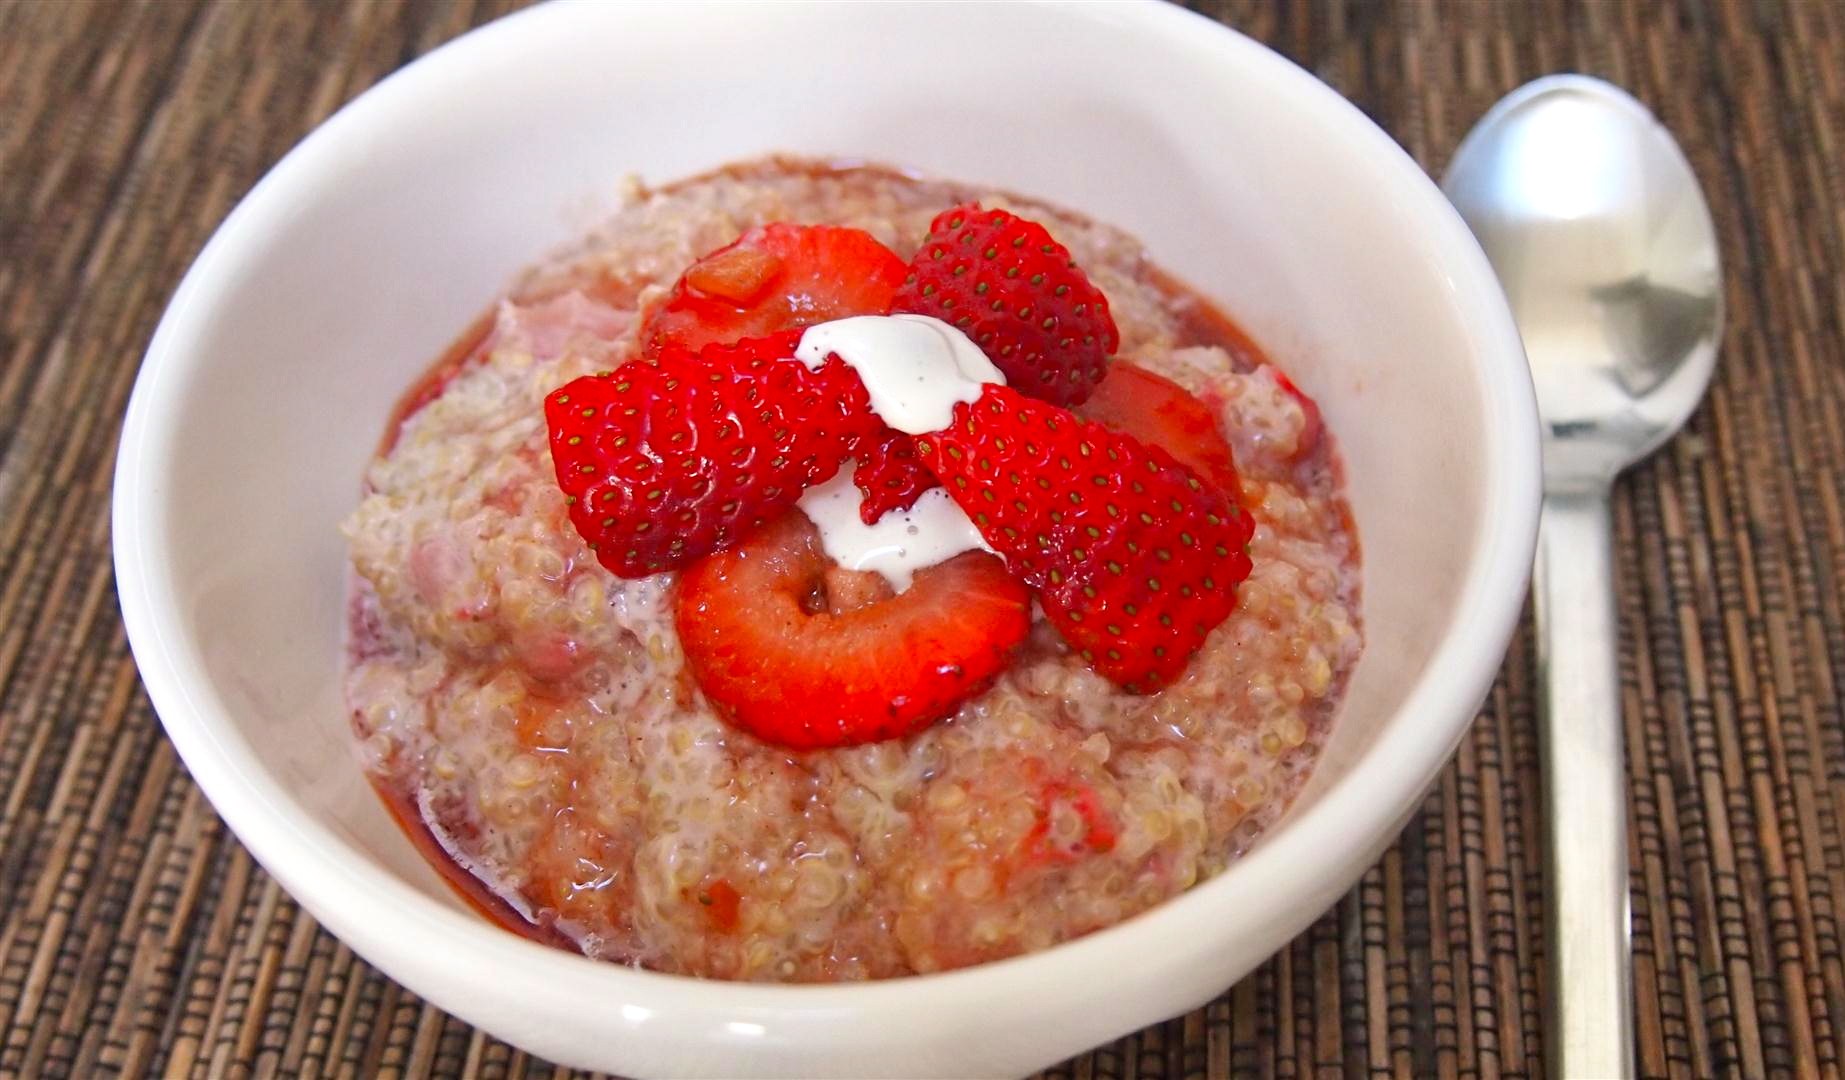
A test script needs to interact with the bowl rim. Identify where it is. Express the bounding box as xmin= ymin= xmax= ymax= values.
xmin=112 ymin=0 xmax=1539 ymax=1059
